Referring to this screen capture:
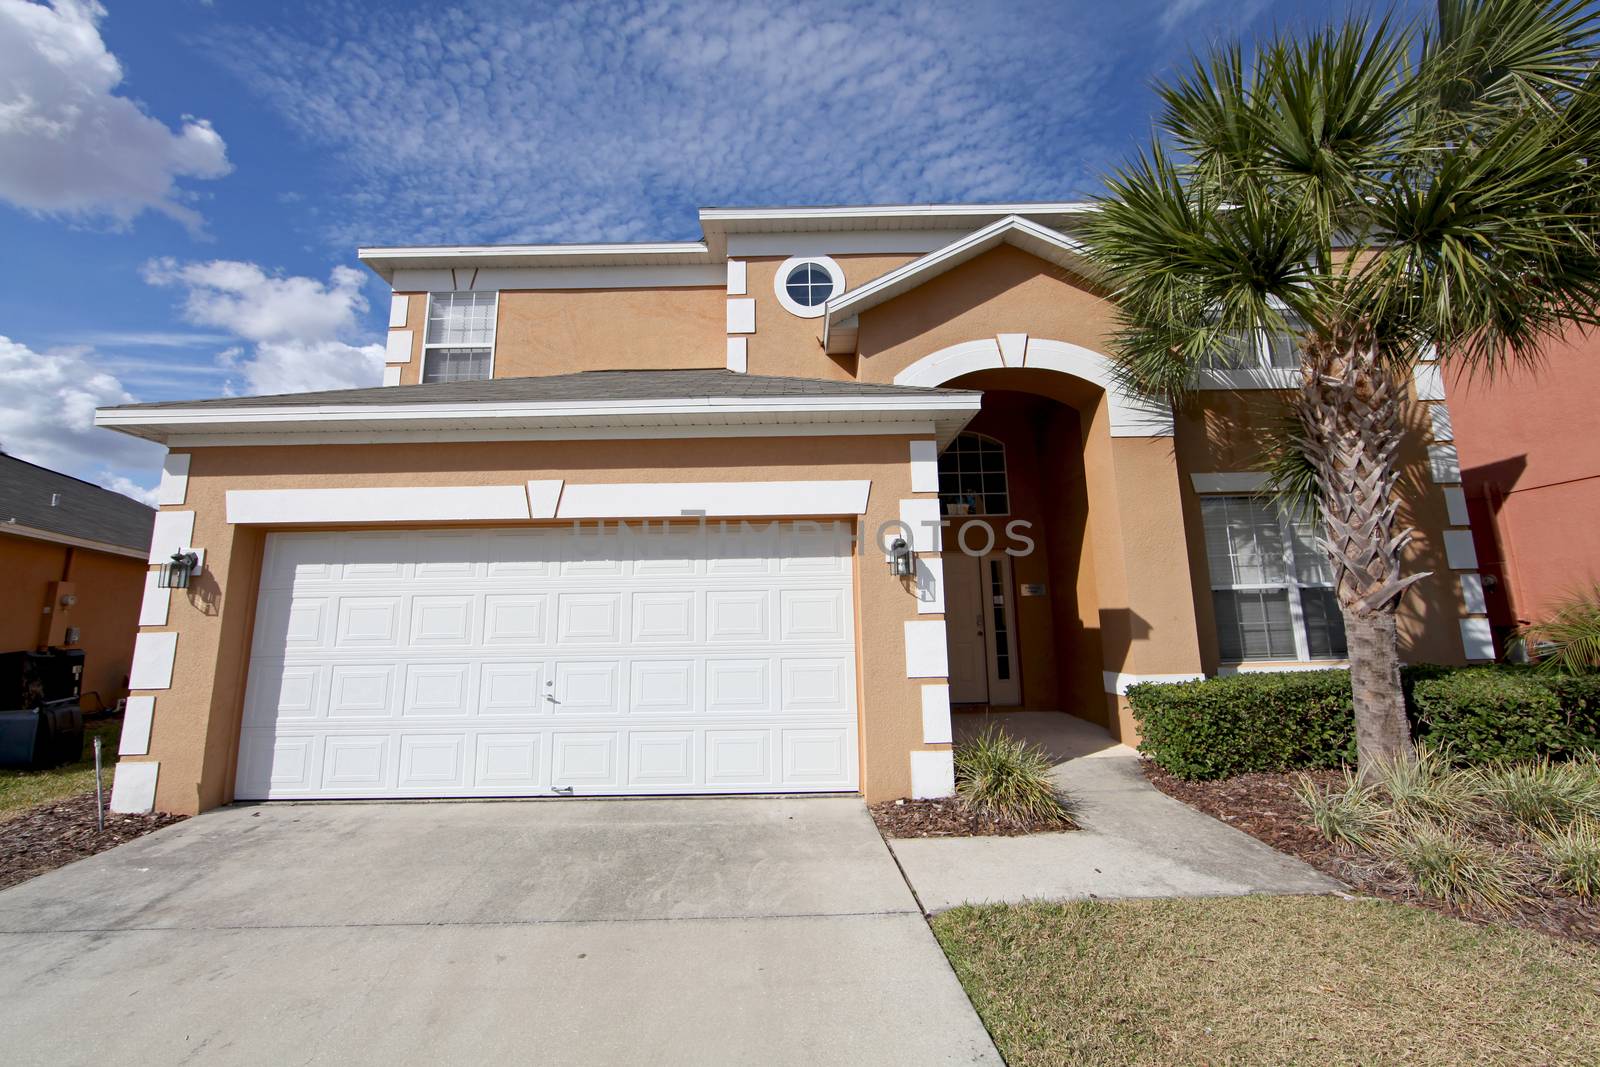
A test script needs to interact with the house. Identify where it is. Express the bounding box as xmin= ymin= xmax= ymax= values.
xmin=1447 ymin=333 xmax=1600 ymax=655
xmin=93 ymin=204 xmax=1487 ymax=815
xmin=0 ymin=454 xmax=155 ymax=711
